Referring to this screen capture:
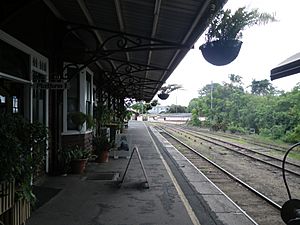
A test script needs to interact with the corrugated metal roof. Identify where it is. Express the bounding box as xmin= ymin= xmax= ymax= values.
xmin=46 ymin=0 xmax=227 ymax=101
xmin=271 ymin=52 xmax=300 ymax=80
